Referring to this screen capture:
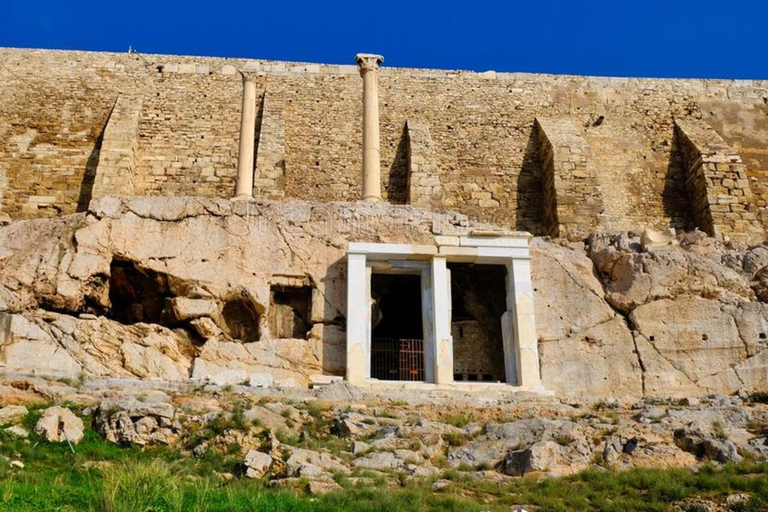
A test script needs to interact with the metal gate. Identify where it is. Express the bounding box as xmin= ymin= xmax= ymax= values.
xmin=371 ymin=338 xmax=425 ymax=381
